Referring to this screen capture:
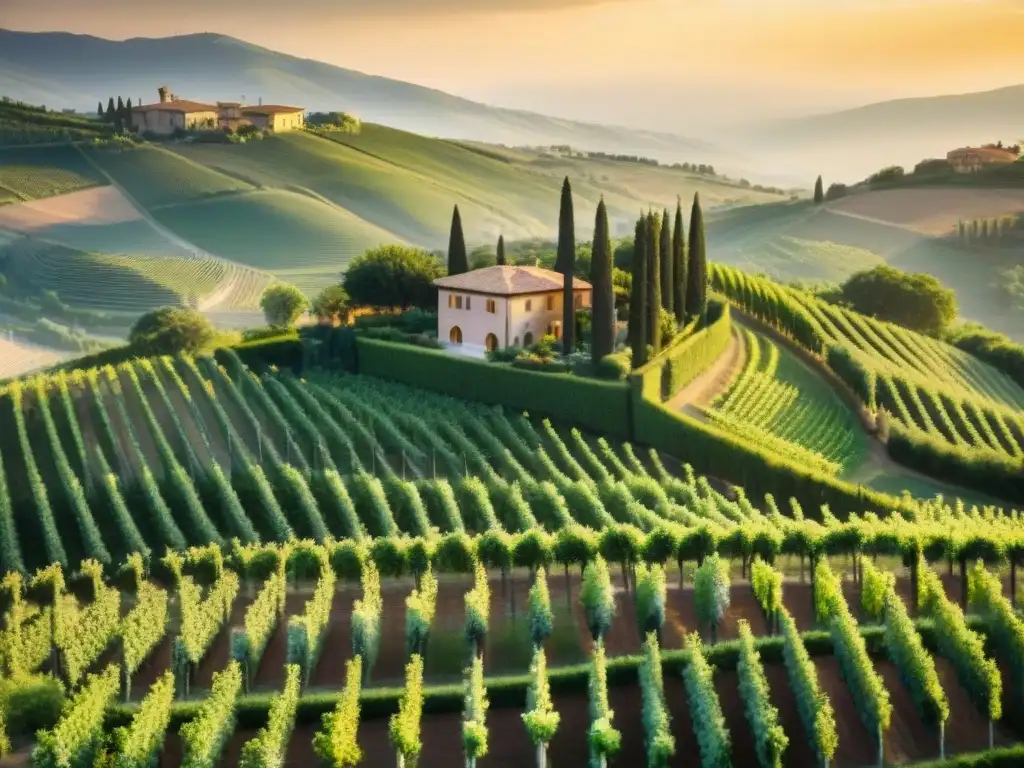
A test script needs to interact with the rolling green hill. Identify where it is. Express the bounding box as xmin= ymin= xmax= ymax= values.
xmin=16 ymin=129 xmax=775 ymax=297
xmin=706 ymin=198 xmax=1024 ymax=341
xmin=149 ymin=189 xmax=398 ymax=294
